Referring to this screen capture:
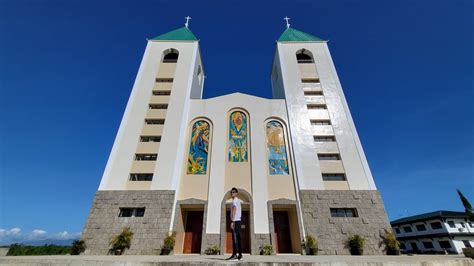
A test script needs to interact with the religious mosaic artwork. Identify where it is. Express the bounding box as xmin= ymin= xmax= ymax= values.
xmin=266 ymin=121 xmax=289 ymax=175
xmin=187 ymin=120 xmax=210 ymax=174
xmin=228 ymin=111 xmax=248 ymax=162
